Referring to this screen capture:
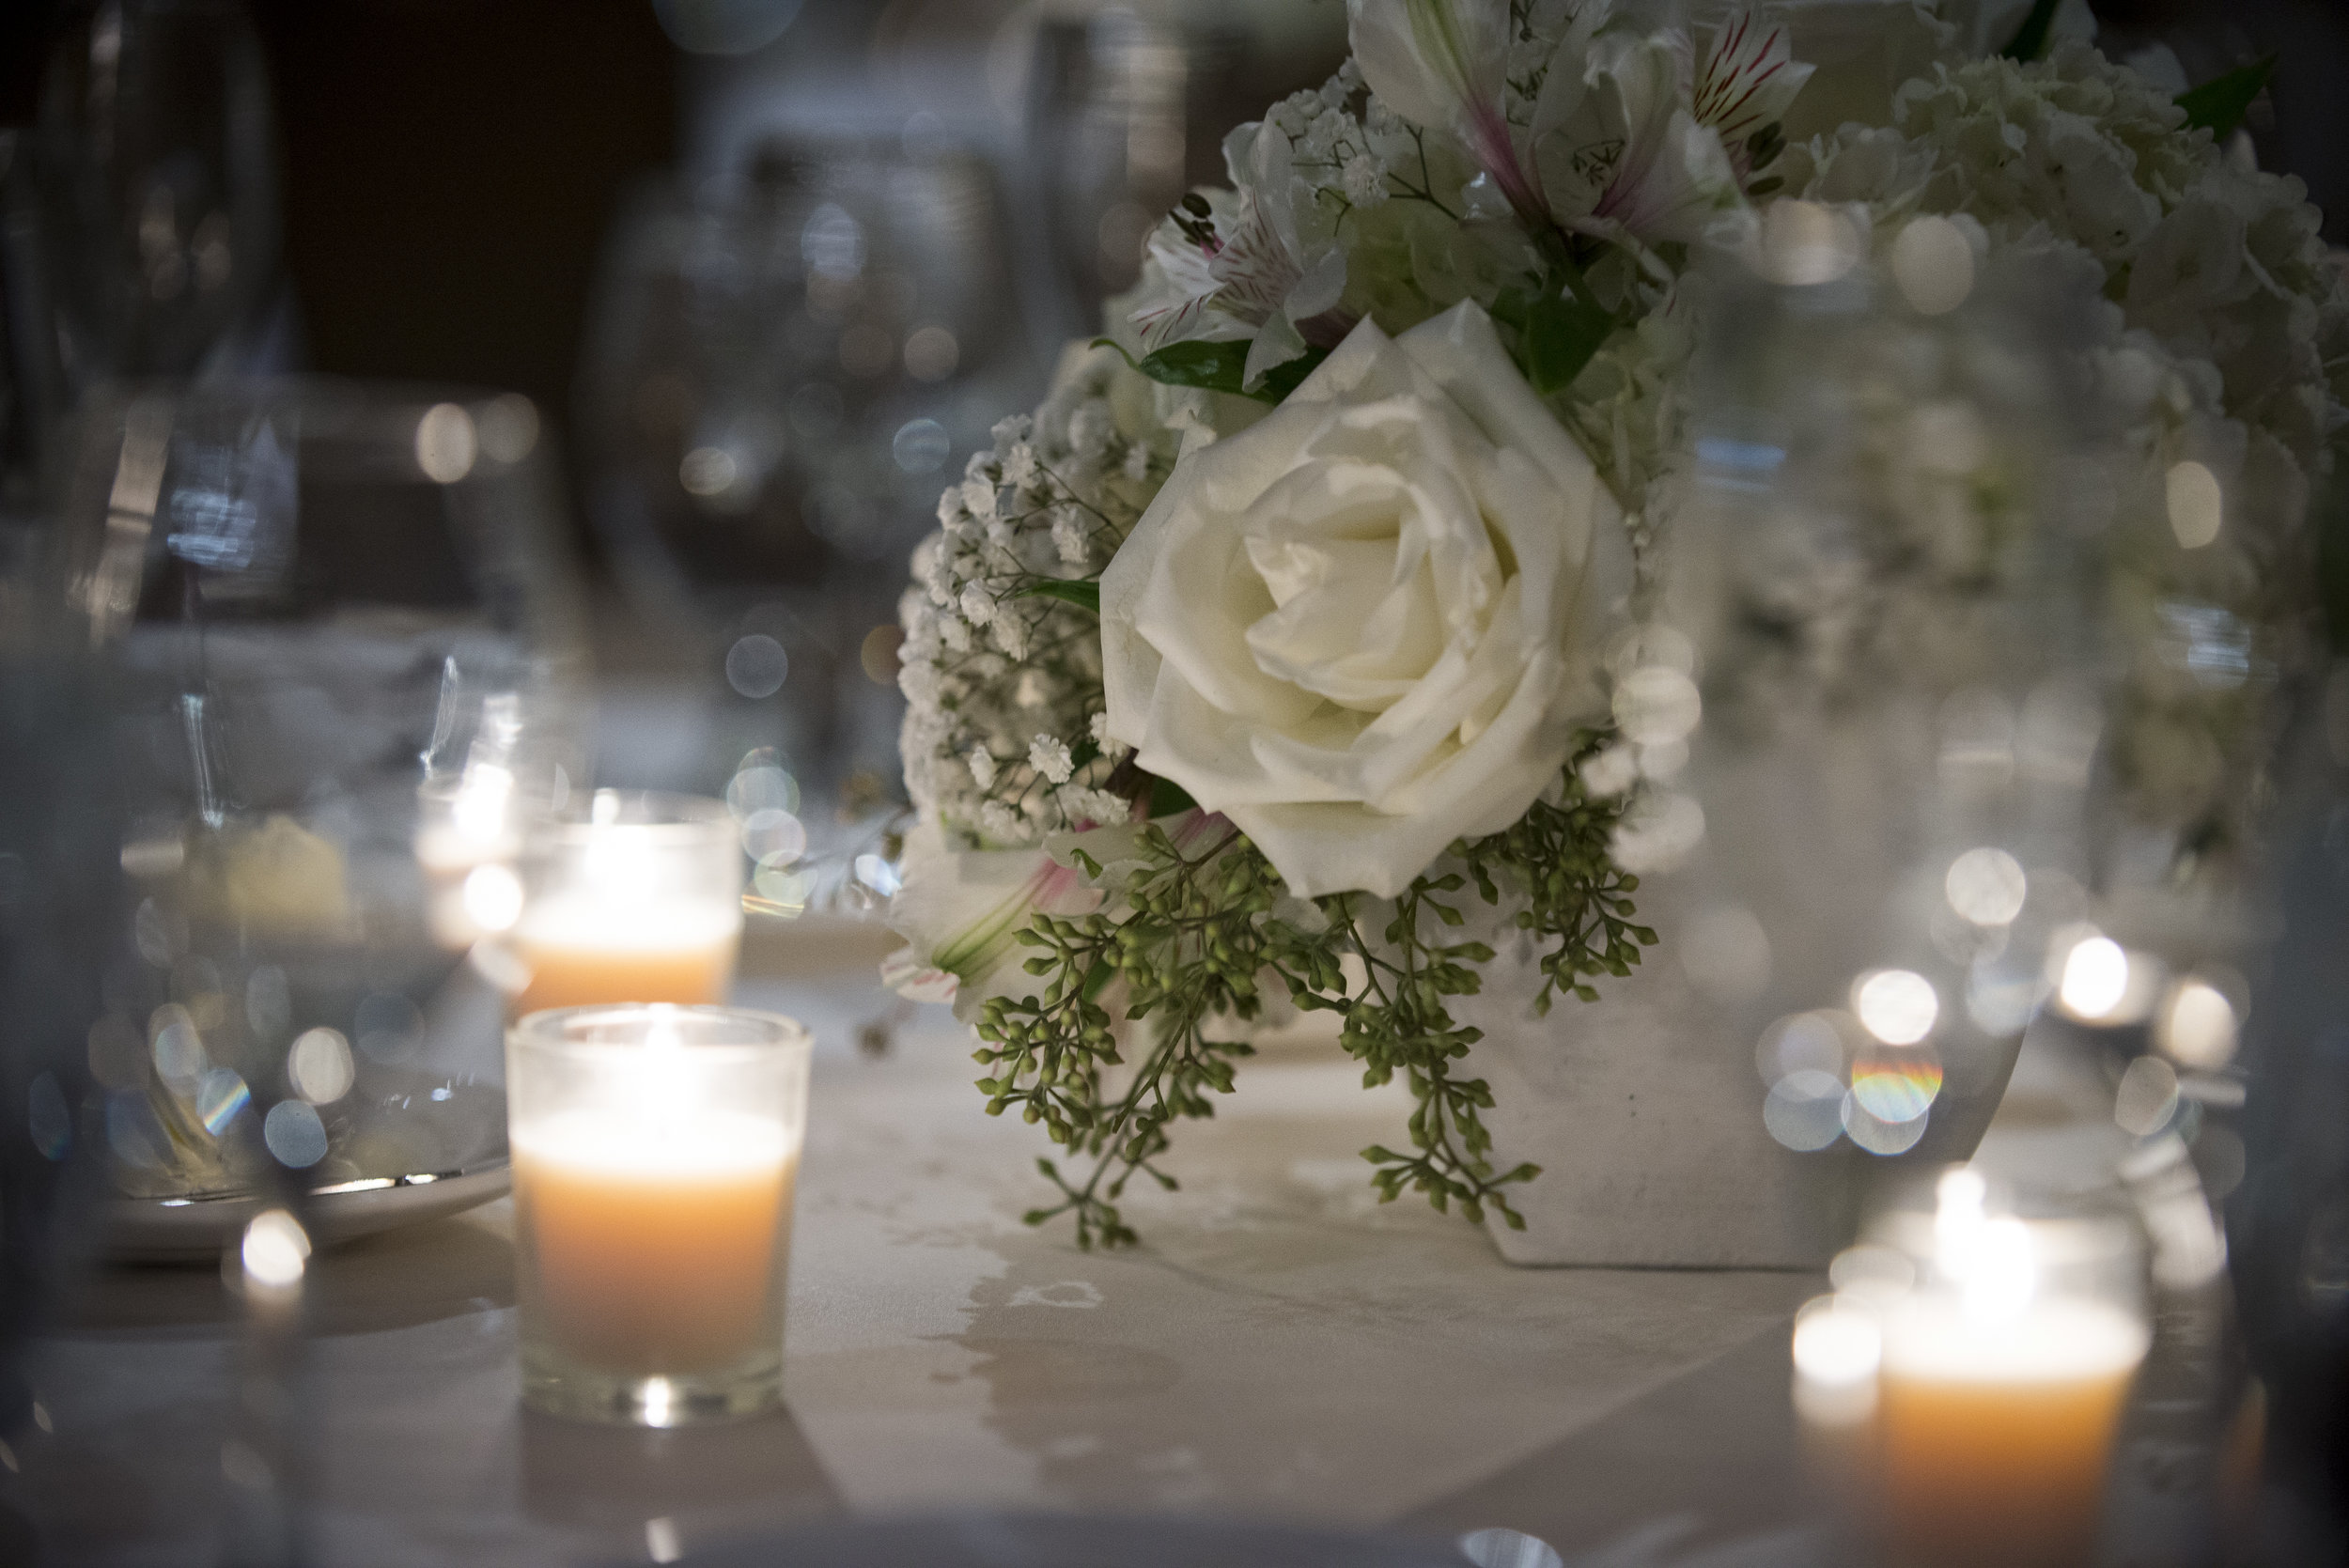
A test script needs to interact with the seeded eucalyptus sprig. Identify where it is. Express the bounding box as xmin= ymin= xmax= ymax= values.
xmin=971 ymin=731 xmax=1654 ymax=1248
